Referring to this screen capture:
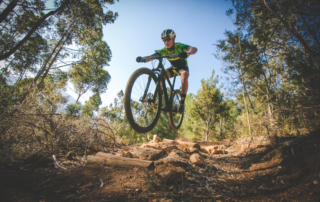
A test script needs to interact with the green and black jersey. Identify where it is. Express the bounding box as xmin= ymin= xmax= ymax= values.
xmin=152 ymin=42 xmax=190 ymax=69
